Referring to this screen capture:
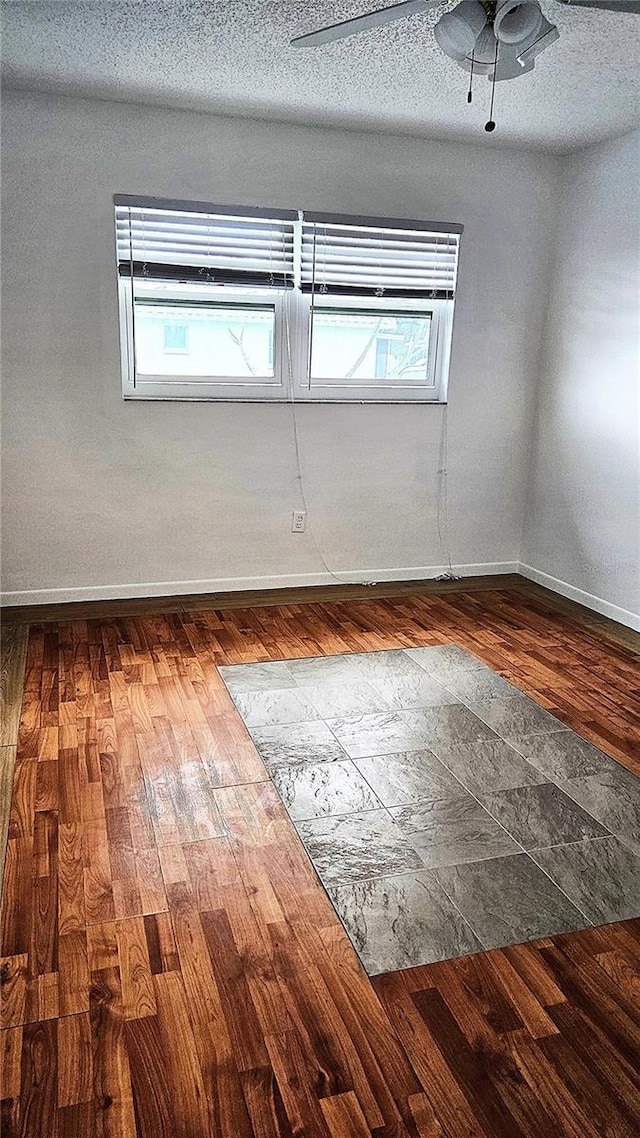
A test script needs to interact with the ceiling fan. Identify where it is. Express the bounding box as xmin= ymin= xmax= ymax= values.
xmin=291 ymin=1 xmax=640 ymax=132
